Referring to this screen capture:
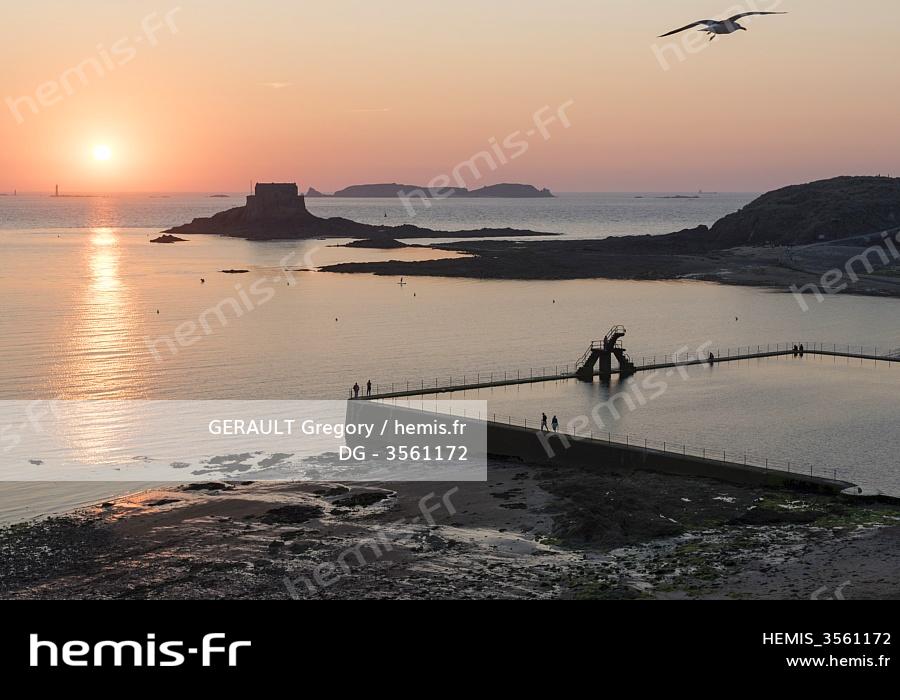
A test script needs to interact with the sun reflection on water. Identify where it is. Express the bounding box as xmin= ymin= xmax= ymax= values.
xmin=50 ymin=228 xmax=151 ymax=463
xmin=89 ymin=229 xmax=121 ymax=293
xmin=91 ymin=227 xmax=117 ymax=247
